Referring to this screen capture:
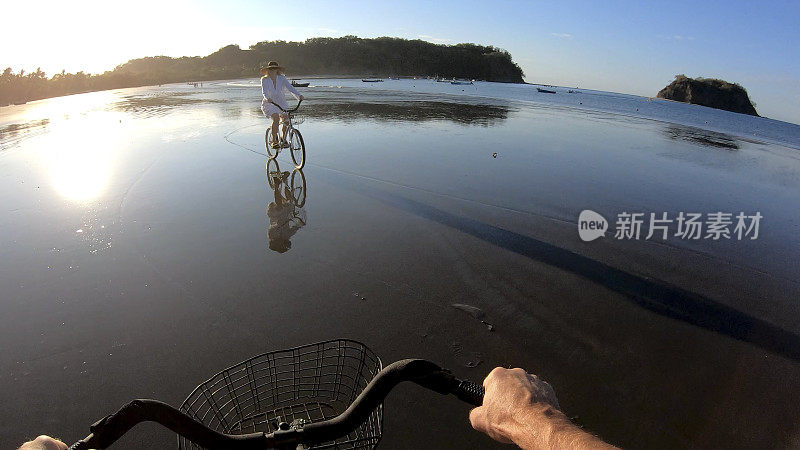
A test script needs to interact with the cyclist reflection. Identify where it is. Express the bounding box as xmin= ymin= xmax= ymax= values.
xmin=266 ymin=158 xmax=307 ymax=253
